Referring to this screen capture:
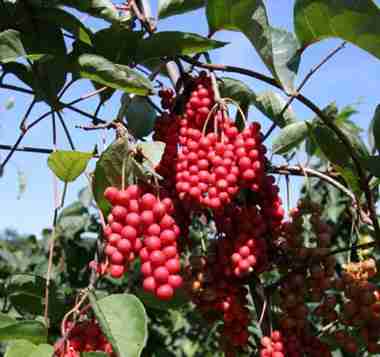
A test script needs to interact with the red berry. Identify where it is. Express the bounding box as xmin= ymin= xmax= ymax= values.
xmin=152 ymin=202 xmax=166 ymax=219
xmin=125 ymin=212 xmax=140 ymax=227
xmin=141 ymin=261 xmax=153 ymax=276
xmin=108 ymin=233 xmax=121 ymax=246
xmin=117 ymin=239 xmax=132 ymax=254
xmin=143 ymin=277 xmax=156 ymax=293
xmin=110 ymin=265 xmax=125 ymax=278
xmin=111 ymin=251 xmax=124 ymax=265
xmin=144 ymin=236 xmax=161 ymax=251
xmin=104 ymin=186 xmax=119 ymax=204
xmin=110 ymin=222 xmax=123 ymax=234
xmin=121 ymin=226 xmax=137 ymax=240
xmin=166 ymin=258 xmax=180 ymax=274
xmin=150 ymin=250 xmax=166 ymax=266
xmin=153 ymin=266 xmax=169 ymax=283
xmin=168 ymin=275 xmax=183 ymax=288
xmin=141 ymin=211 xmax=154 ymax=226
xmin=156 ymin=284 xmax=174 ymax=300
xmin=126 ymin=185 xmax=141 ymax=199
xmin=162 ymin=246 xmax=177 ymax=259
xmin=141 ymin=193 xmax=157 ymax=210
